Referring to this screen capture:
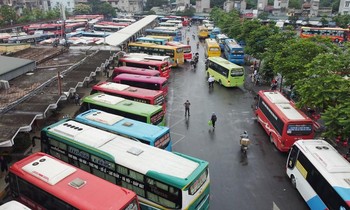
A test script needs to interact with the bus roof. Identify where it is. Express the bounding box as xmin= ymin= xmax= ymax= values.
xmin=114 ymin=73 xmax=167 ymax=83
xmin=0 ymin=201 xmax=31 ymax=210
xmin=262 ymin=91 xmax=307 ymax=120
xmin=129 ymin=42 xmax=180 ymax=50
xmin=167 ymin=41 xmax=189 ymax=47
xmin=76 ymin=109 xmax=169 ymax=141
xmin=119 ymin=57 xmax=168 ymax=65
xmin=225 ymin=39 xmax=241 ymax=48
xmin=113 ymin=66 xmax=160 ymax=76
xmin=46 ymin=120 xmax=206 ymax=188
xmin=205 ymin=38 xmax=219 ymax=46
xmin=216 ymin=34 xmax=228 ymax=39
xmin=93 ymin=82 xmax=164 ymax=97
xmin=146 ymin=35 xmax=173 ymax=40
xmin=136 ymin=37 xmax=167 ymax=42
xmin=83 ymin=93 xmax=163 ymax=114
xmin=208 ymin=57 xmax=243 ymax=69
xmin=11 ymin=152 xmax=137 ymax=209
